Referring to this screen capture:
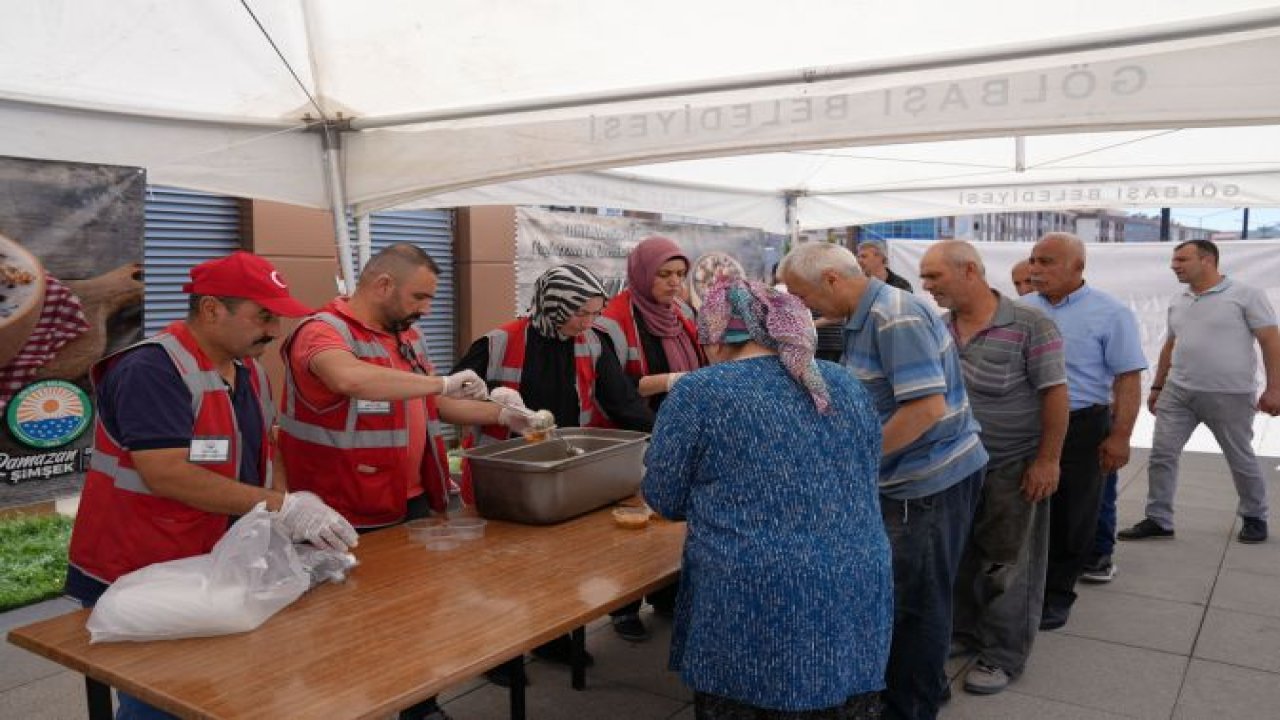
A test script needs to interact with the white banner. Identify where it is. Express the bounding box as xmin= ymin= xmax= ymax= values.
xmin=801 ymin=172 xmax=1280 ymax=229
xmin=351 ymin=29 xmax=1280 ymax=206
xmin=514 ymin=208 xmax=782 ymax=314
xmin=889 ymin=239 xmax=1280 ymax=456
